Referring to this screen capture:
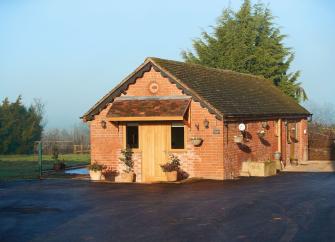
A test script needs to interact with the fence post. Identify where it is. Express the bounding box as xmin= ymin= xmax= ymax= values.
xmin=38 ymin=141 xmax=42 ymax=179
